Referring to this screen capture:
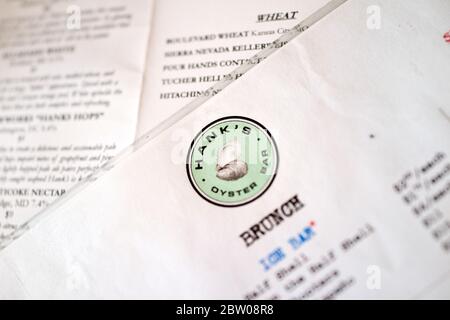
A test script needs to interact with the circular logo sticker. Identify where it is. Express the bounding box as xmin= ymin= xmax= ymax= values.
xmin=187 ymin=116 xmax=278 ymax=207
